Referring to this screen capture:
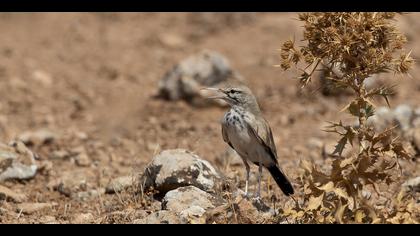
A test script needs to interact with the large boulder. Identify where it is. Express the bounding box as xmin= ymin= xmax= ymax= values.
xmin=141 ymin=149 xmax=222 ymax=195
xmin=157 ymin=50 xmax=244 ymax=106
